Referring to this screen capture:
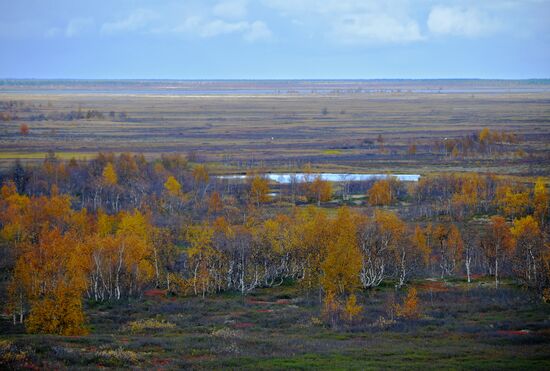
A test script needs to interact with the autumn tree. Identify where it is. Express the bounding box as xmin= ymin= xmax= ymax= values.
xmin=396 ymin=287 xmax=420 ymax=319
xmin=164 ymin=175 xmax=182 ymax=197
xmin=368 ymin=179 xmax=392 ymax=206
xmin=249 ymin=175 xmax=270 ymax=207
xmin=462 ymin=225 xmax=479 ymax=284
xmin=163 ymin=175 xmax=184 ymax=212
xmin=8 ymin=224 xmax=88 ymax=334
xmin=451 ymin=173 xmax=486 ymax=219
xmin=486 ymin=216 xmax=514 ymax=288
xmin=511 ymin=216 xmax=545 ymax=288
xmin=533 ymin=178 xmax=548 ymax=226
xmin=344 ymin=293 xmax=362 ymax=322
xmin=207 ymin=191 xmax=224 ymax=215
xmin=308 ymin=176 xmax=332 ymax=206
xmin=495 ymin=185 xmax=530 ymax=218
xmin=102 ymin=162 xmax=118 ymax=187
xmin=322 ymin=207 xmax=361 ymax=296
xmin=192 ymin=164 xmax=209 ymax=202
xmin=186 ymin=223 xmax=215 ymax=296
xmin=19 ymin=123 xmax=29 ymax=136
xmin=321 ymin=208 xmax=362 ymax=325
xmin=433 ymin=224 xmax=463 ymax=277
xmin=293 ymin=207 xmax=330 ymax=293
